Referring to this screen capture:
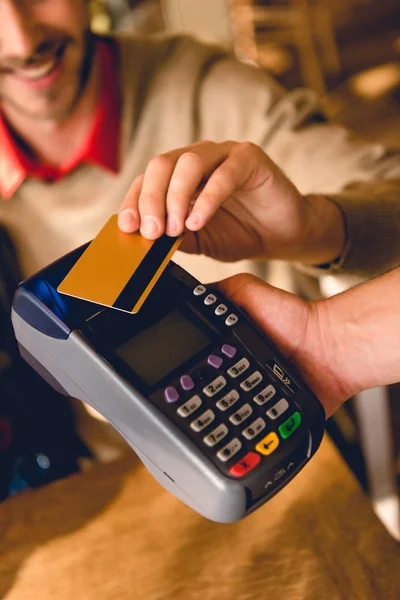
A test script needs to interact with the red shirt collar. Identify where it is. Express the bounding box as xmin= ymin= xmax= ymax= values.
xmin=0 ymin=38 xmax=120 ymax=200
